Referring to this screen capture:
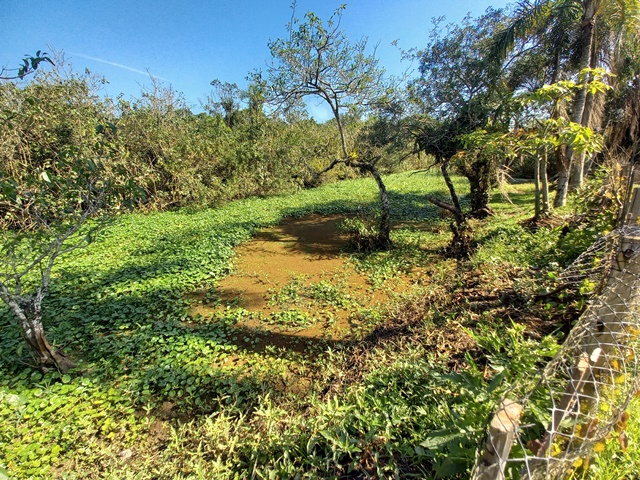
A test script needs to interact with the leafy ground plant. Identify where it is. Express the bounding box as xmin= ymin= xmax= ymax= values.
xmin=2 ymin=171 xmax=627 ymax=479
xmin=1 ymin=171 xmax=438 ymax=477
